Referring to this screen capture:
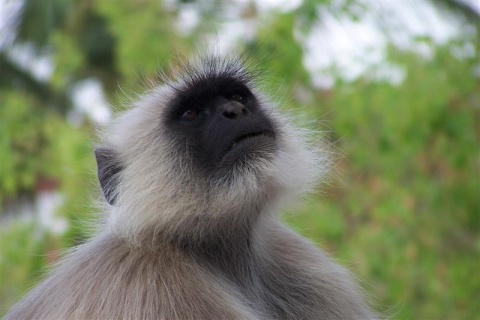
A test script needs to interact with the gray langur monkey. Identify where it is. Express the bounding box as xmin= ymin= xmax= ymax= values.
xmin=6 ymin=55 xmax=377 ymax=320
